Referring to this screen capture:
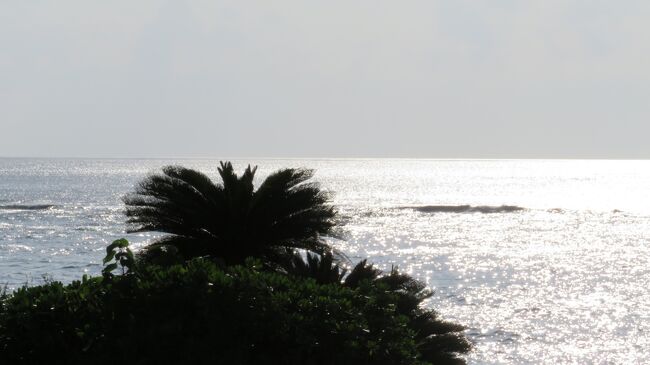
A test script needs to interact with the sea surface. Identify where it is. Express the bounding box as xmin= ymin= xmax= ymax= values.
xmin=1 ymin=158 xmax=649 ymax=364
